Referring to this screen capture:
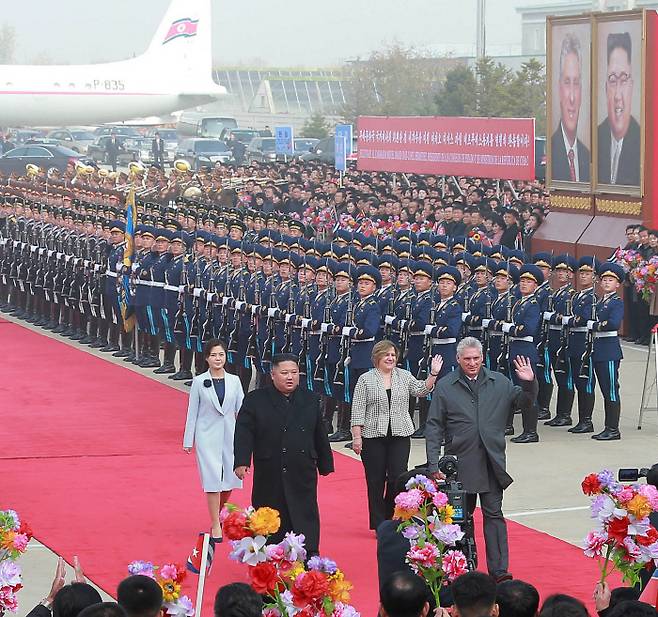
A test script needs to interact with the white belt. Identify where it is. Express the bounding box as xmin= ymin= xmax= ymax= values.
xmin=354 ymin=337 xmax=375 ymax=343
xmin=490 ymin=331 xmax=503 ymax=337
xmin=510 ymin=336 xmax=533 ymax=342
xmin=469 ymin=326 xmax=482 ymax=331
xmin=105 ymin=271 xmax=117 ymax=278
xmin=594 ymin=331 xmax=618 ymax=338
xmin=164 ymin=285 xmax=180 ymax=292
xmin=431 ymin=337 xmax=457 ymax=345
xmin=570 ymin=327 xmax=588 ymax=333
xmin=151 ymin=281 xmax=165 ymax=288
xmin=410 ymin=332 xmax=425 ymax=337
xmin=548 ymin=325 xmax=562 ymax=331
